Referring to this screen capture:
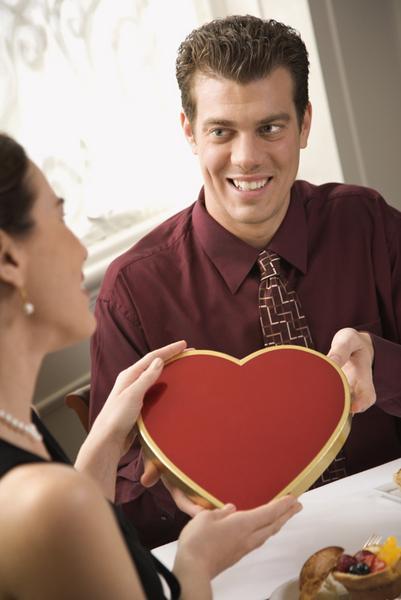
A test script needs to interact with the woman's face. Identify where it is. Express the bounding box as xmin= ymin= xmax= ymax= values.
xmin=20 ymin=162 xmax=96 ymax=351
